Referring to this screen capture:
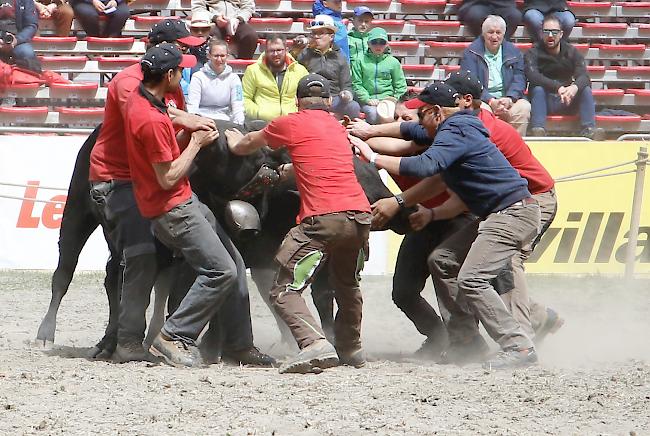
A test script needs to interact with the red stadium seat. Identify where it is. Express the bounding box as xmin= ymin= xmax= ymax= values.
xmin=514 ymin=42 xmax=533 ymax=53
xmin=616 ymin=1 xmax=650 ymax=17
xmin=573 ymin=43 xmax=589 ymax=56
xmin=579 ymin=23 xmax=628 ymax=38
xmin=249 ymin=17 xmax=295 ymax=32
xmin=545 ymin=115 xmax=579 ymax=131
xmin=0 ymin=106 xmax=49 ymax=124
xmin=38 ymin=55 xmax=88 ymax=70
xmin=586 ymin=65 xmax=606 ymax=80
xmin=85 ymin=37 xmax=136 ymax=52
xmin=372 ymin=19 xmax=406 ymax=32
xmin=402 ymin=64 xmax=435 ymax=79
xmin=96 ymin=56 xmax=140 ymax=70
xmin=346 ymin=0 xmax=392 ymax=6
xmin=32 ymin=36 xmax=77 ymax=51
xmin=56 ymin=107 xmax=105 ymax=125
xmin=566 ymin=1 xmax=613 ymax=16
xmin=388 ymin=41 xmax=420 ymax=57
xmin=424 ymin=41 xmax=470 ymax=58
xmin=398 ymin=0 xmax=446 ymax=14
xmin=133 ymin=15 xmax=171 ymax=31
xmin=229 ymin=59 xmax=256 ymax=74
xmin=598 ymin=44 xmax=646 ymax=60
xmin=592 ymin=88 xmax=624 ymax=104
xmin=0 ymin=83 xmax=41 ymax=99
xmin=410 ymin=20 xmax=461 ymax=37
xmin=440 ymin=65 xmax=460 ymax=74
xmin=614 ymin=66 xmax=650 ymax=81
xmin=596 ymin=114 xmax=642 ymax=132
xmin=637 ymin=24 xmax=650 ymax=37
xmin=49 ymin=82 xmax=99 ymax=100
xmin=628 ymin=89 xmax=650 ymax=105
